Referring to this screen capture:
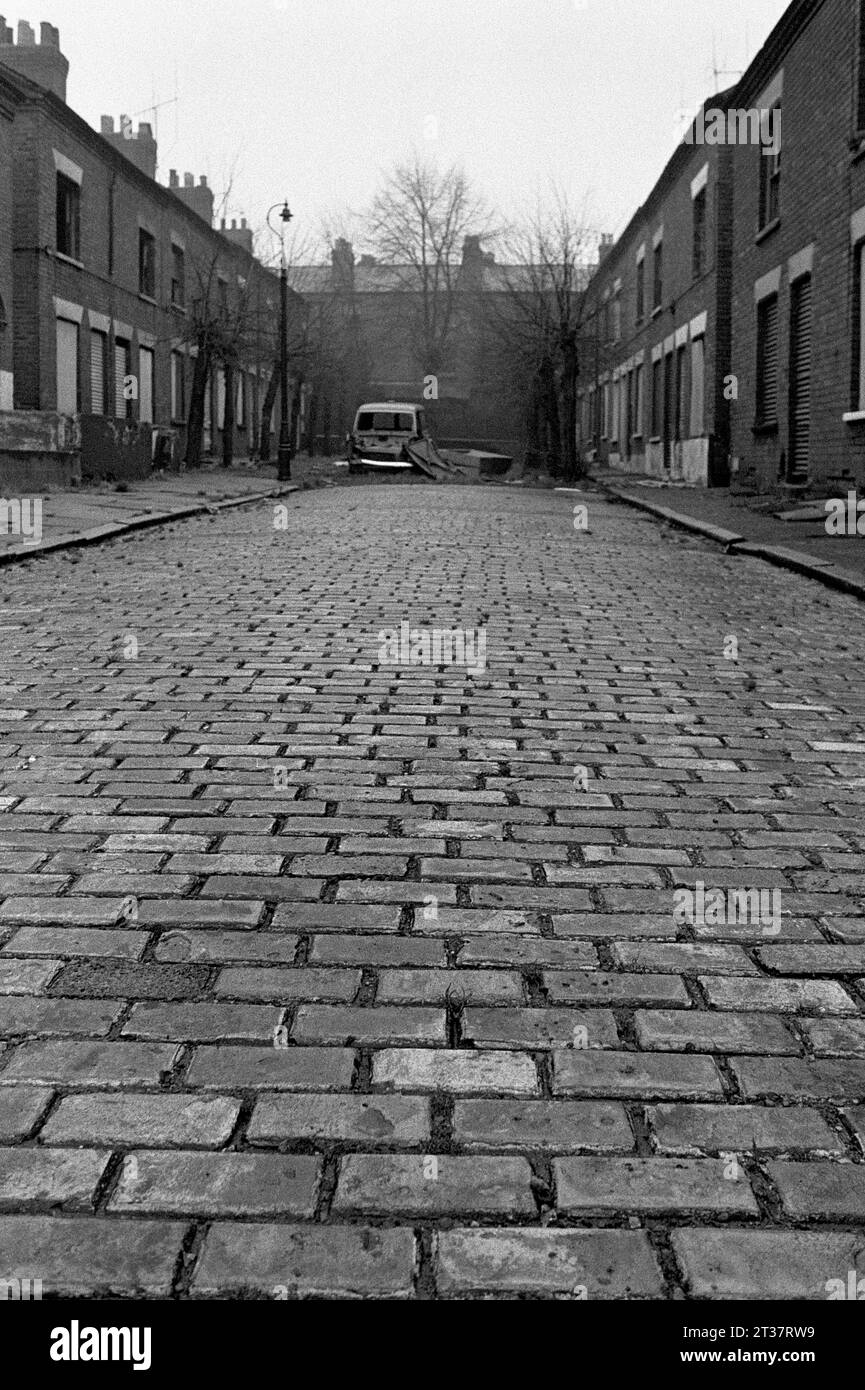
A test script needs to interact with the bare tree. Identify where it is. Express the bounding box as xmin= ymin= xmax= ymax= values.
xmin=365 ymin=154 xmax=495 ymax=383
xmin=484 ymin=190 xmax=595 ymax=481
